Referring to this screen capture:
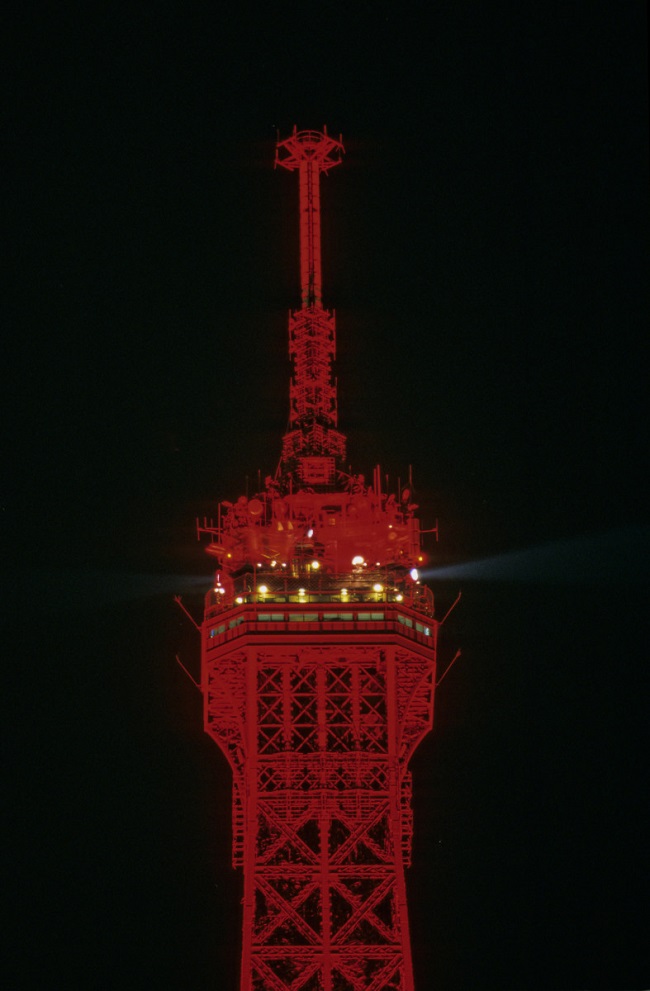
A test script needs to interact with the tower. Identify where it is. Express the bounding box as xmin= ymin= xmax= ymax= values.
xmin=196 ymin=128 xmax=440 ymax=991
